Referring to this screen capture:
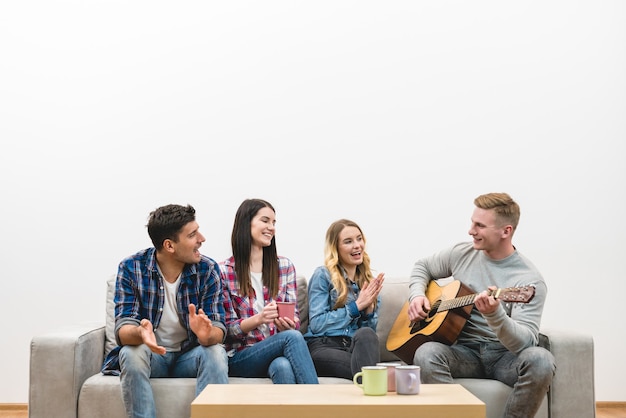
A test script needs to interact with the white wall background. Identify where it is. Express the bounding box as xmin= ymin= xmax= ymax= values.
xmin=1 ymin=0 xmax=624 ymax=404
